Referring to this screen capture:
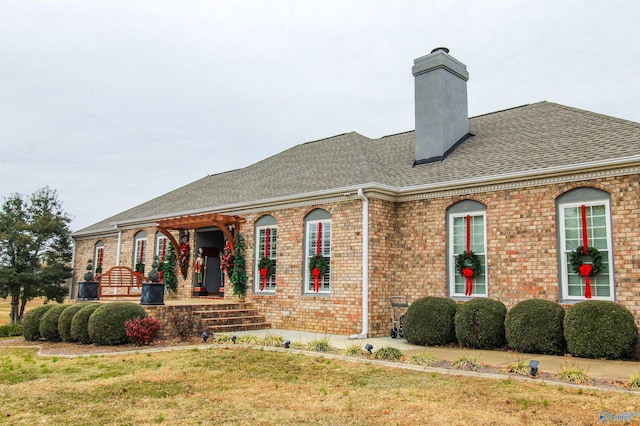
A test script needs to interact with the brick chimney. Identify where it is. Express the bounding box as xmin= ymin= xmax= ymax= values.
xmin=413 ymin=47 xmax=470 ymax=165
